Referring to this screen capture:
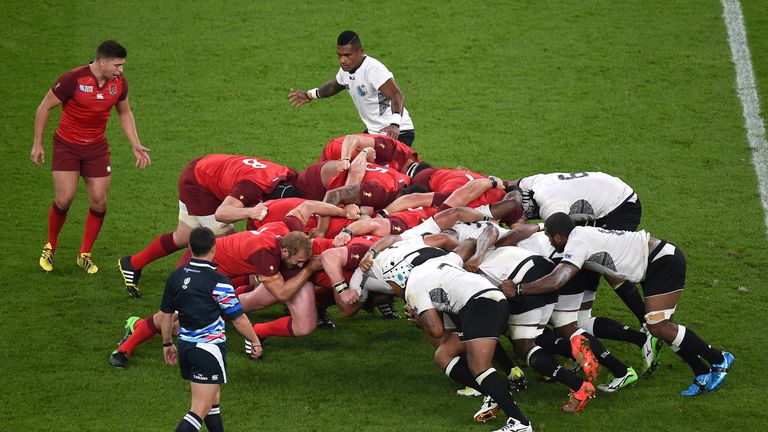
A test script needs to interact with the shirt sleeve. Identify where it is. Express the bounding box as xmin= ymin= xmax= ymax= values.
xmin=335 ymin=68 xmax=345 ymax=86
xmin=248 ymin=249 xmax=281 ymax=277
xmin=283 ymin=215 xmax=304 ymax=232
xmin=368 ymin=61 xmax=394 ymax=90
xmin=51 ymin=71 xmax=78 ymax=103
xmin=405 ymin=286 xmax=435 ymax=315
xmin=159 ymin=272 xmax=176 ymax=313
xmin=560 ymin=236 xmax=589 ymax=269
xmin=118 ymin=76 xmax=128 ymax=101
xmin=229 ymin=180 xmax=264 ymax=207
xmin=212 ymin=280 xmax=243 ymax=320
